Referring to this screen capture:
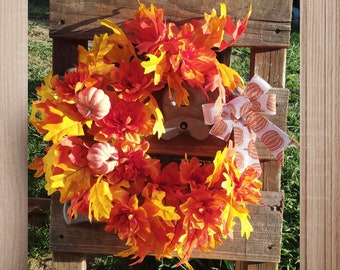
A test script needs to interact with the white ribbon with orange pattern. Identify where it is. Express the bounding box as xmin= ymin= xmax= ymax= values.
xmin=202 ymin=75 xmax=295 ymax=176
